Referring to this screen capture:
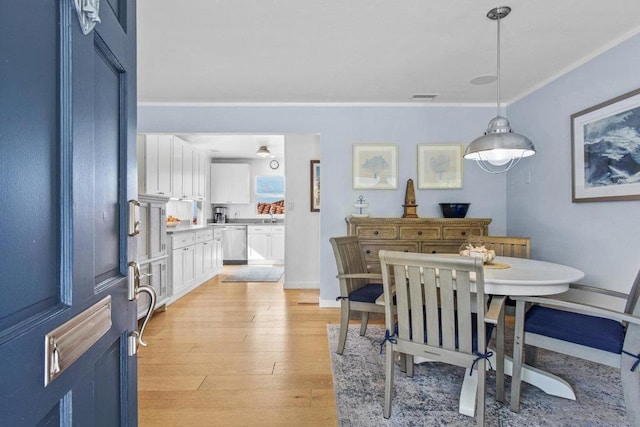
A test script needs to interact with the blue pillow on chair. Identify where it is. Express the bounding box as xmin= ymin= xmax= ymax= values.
xmin=525 ymin=305 xmax=625 ymax=354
